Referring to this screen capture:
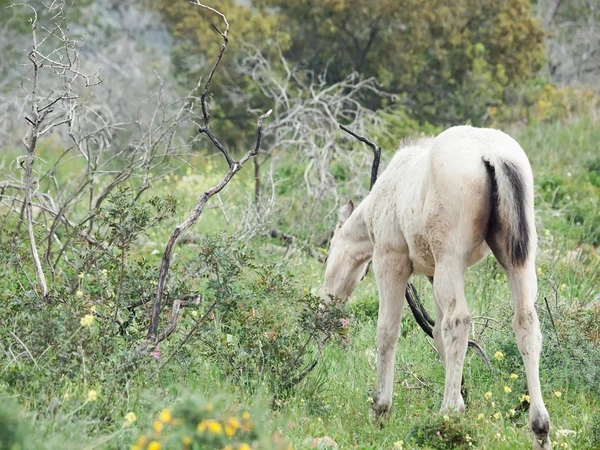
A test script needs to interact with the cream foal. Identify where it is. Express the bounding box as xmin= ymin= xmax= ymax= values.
xmin=321 ymin=126 xmax=551 ymax=449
